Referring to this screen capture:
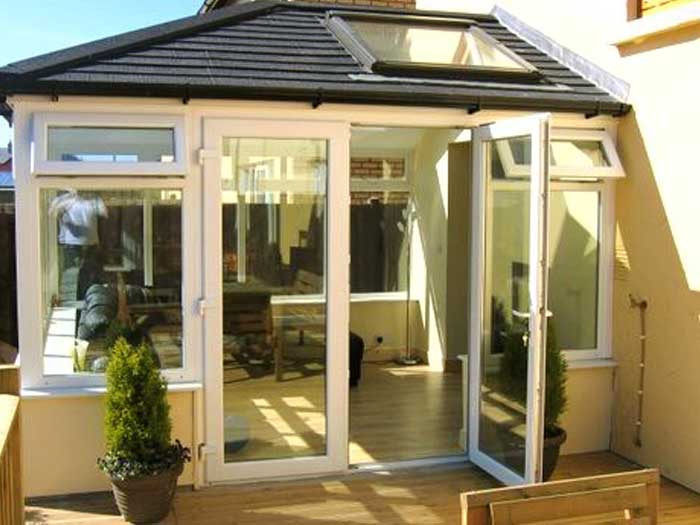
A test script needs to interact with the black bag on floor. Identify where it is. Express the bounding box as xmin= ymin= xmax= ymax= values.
xmin=349 ymin=331 xmax=365 ymax=387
